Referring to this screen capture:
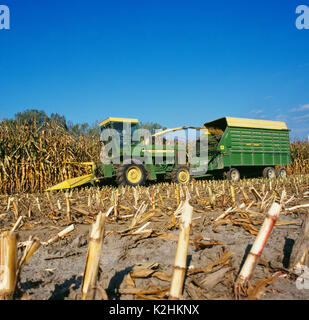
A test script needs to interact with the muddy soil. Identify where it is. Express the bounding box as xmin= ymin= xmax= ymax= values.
xmin=1 ymin=179 xmax=309 ymax=300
